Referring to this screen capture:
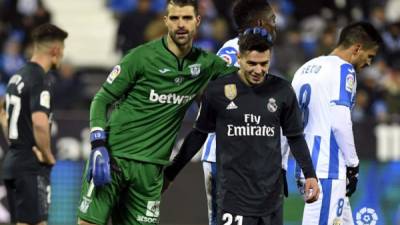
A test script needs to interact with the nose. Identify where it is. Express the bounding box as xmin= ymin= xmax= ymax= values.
xmin=254 ymin=65 xmax=264 ymax=74
xmin=177 ymin=18 xmax=184 ymax=28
